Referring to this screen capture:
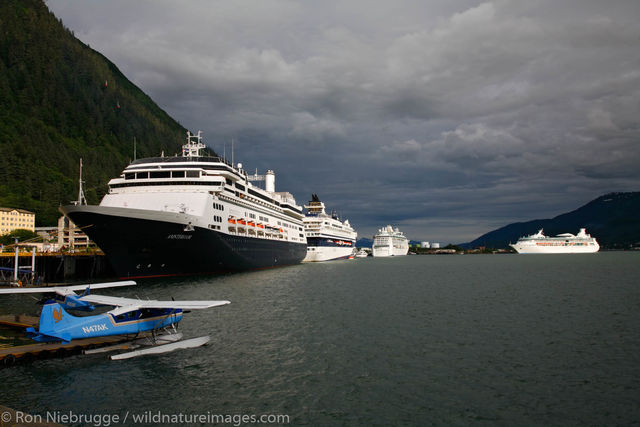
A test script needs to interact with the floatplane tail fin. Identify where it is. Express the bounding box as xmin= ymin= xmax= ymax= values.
xmin=26 ymin=302 xmax=77 ymax=342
